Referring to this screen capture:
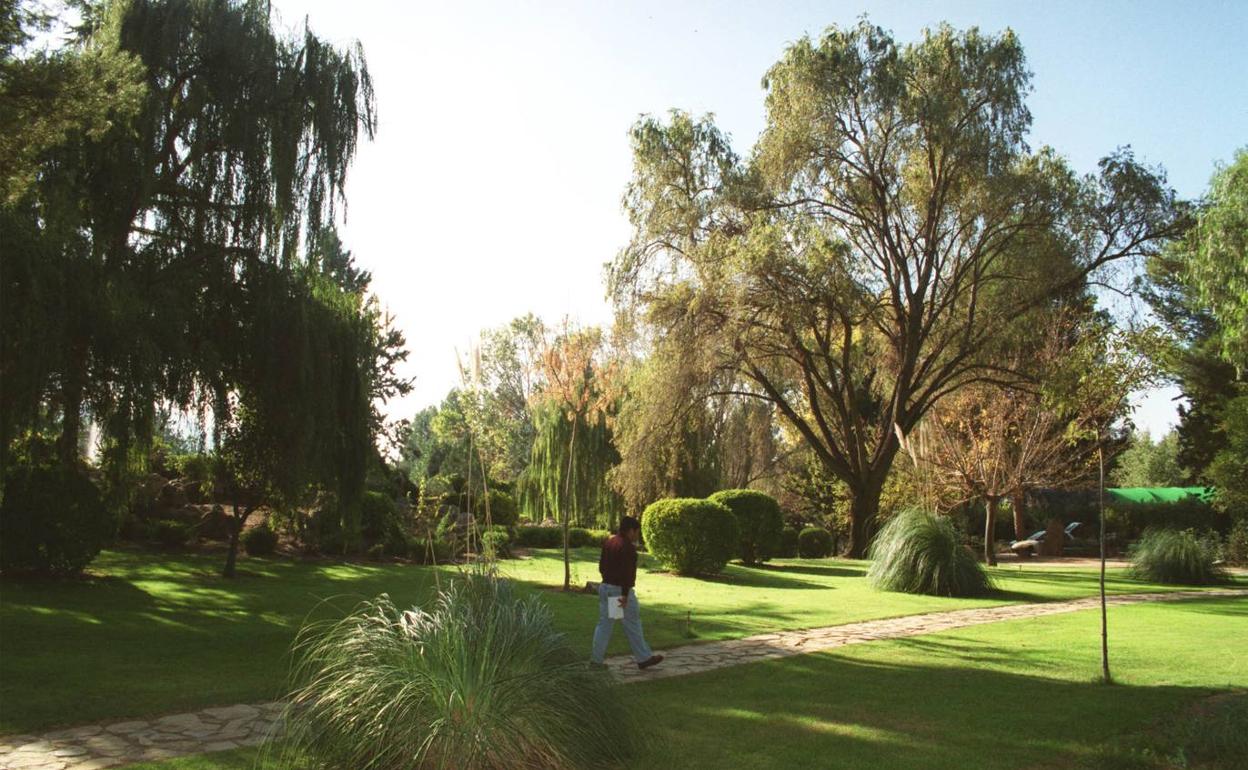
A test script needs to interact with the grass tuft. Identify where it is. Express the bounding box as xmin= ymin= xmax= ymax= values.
xmin=1129 ymin=529 xmax=1228 ymax=586
xmin=267 ymin=572 xmax=642 ymax=769
xmin=867 ymin=510 xmax=992 ymax=597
